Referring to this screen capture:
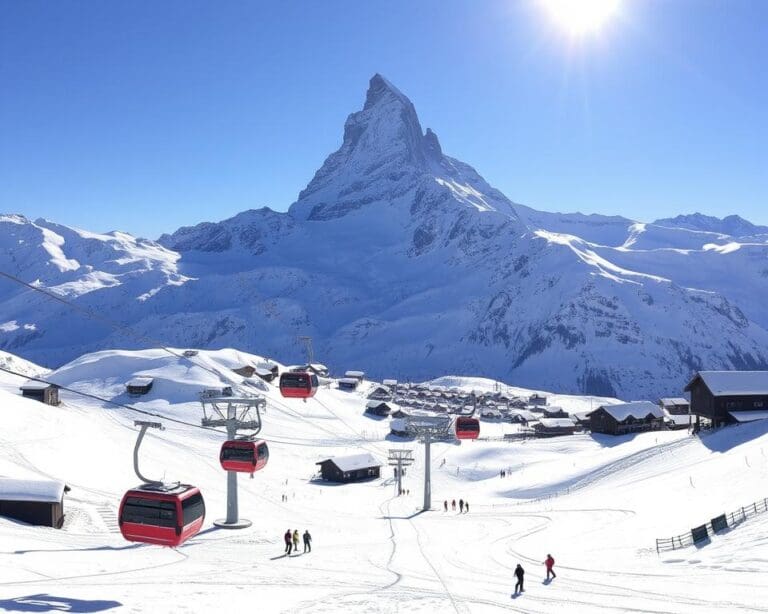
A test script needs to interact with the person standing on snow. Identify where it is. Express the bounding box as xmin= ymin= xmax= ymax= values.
xmin=451 ymin=499 xmax=456 ymax=511
xmin=459 ymin=499 xmax=464 ymax=513
xmin=464 ymin=501 xmax=469 ymax=513
xmin=444 ymin=500 xmax=448 ymax=512
xmin=292 ymin=529 xmax=300 ymax=552
xmin=303 ymin=530 xmax=312 ymax=553
xmin=284 ymin=529 xmax=292 ymax=554
xmin=544 ymin=554 xmax=556 ymax=580
xmin=514 ymin=563 xmax=525 ymax=594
